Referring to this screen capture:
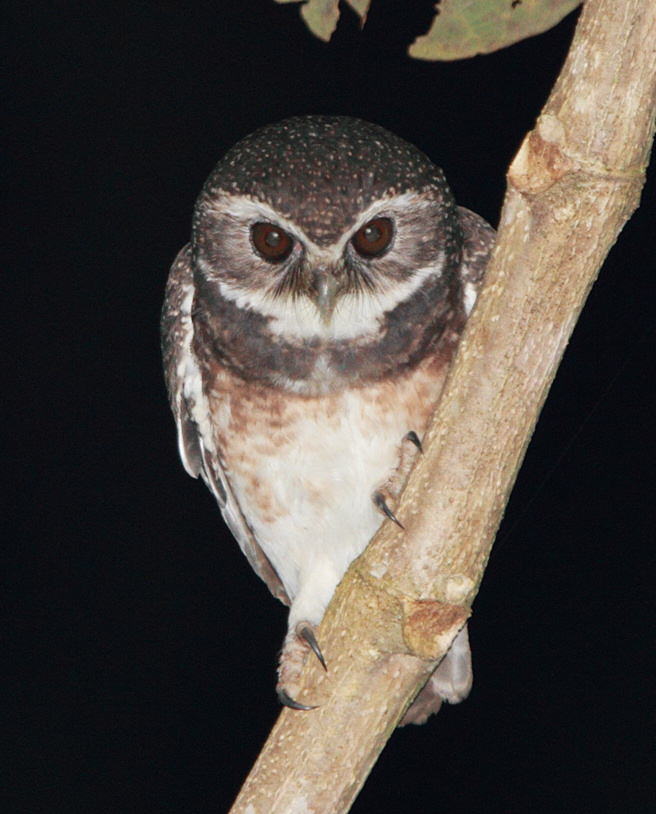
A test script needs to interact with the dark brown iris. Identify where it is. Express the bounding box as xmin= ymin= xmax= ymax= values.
xmin=352 ymin=217 xmax=393 ymax=258
xmin=251 ymin=222 xmax=293 ymax=262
